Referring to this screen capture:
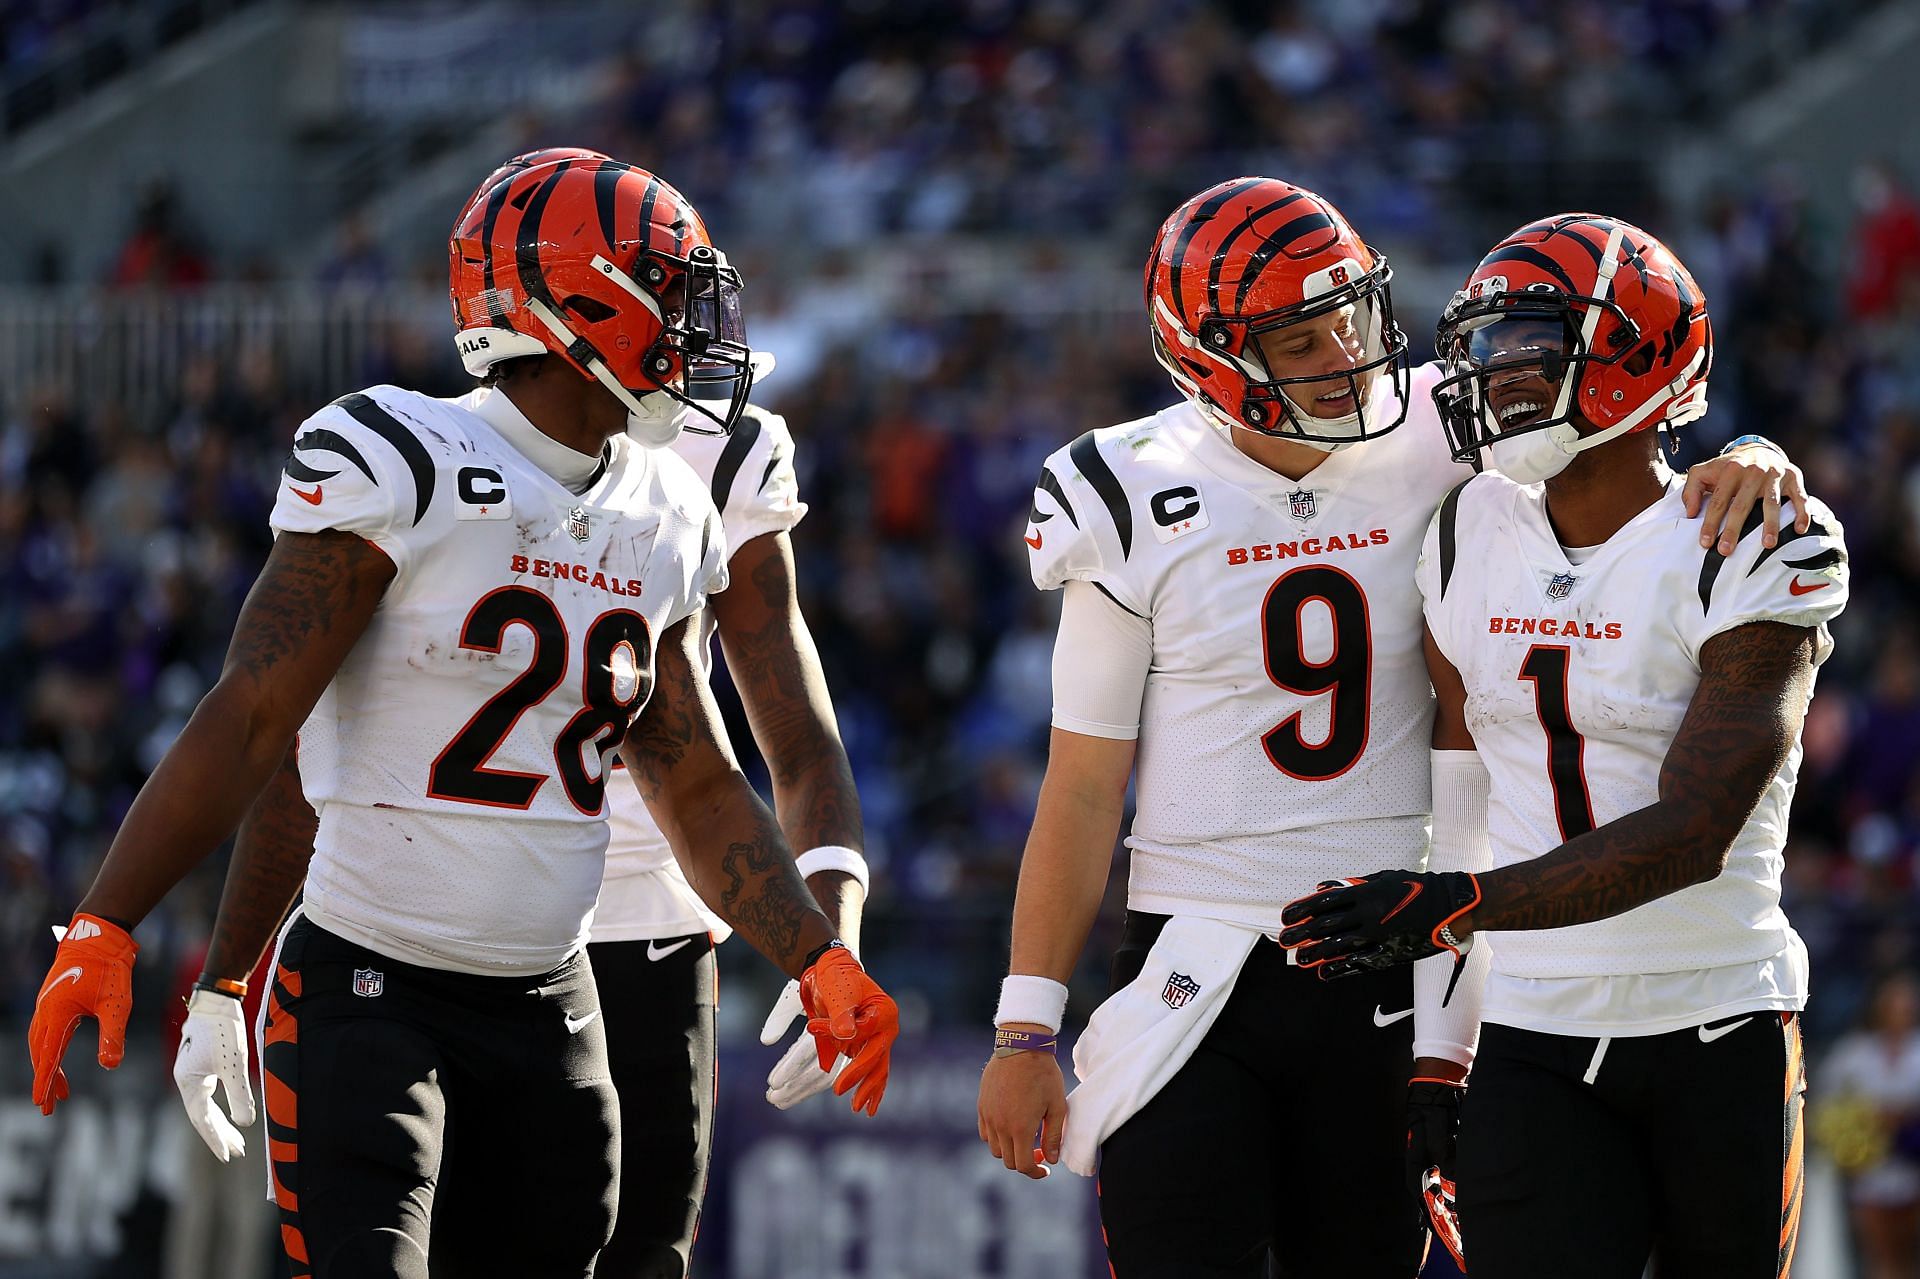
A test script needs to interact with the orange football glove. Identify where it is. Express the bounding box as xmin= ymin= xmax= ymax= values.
xmin=799 ymin=944 xmax=899 ymax=1116
xmin=28 ymin=914 xmax=138 ymax=1116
